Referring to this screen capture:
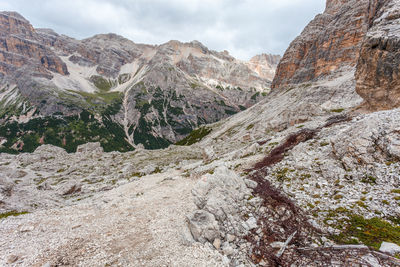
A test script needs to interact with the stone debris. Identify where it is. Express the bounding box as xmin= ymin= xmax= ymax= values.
xmin=380 ymin=242 xmax=400 ymax=255
xmin=202 ymin=146 xmax=216 ymax=163
xmin=76 ymin=142 xmax=104 ymax=154
xmin=187 ymin=210 xmax=220 ymax=243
